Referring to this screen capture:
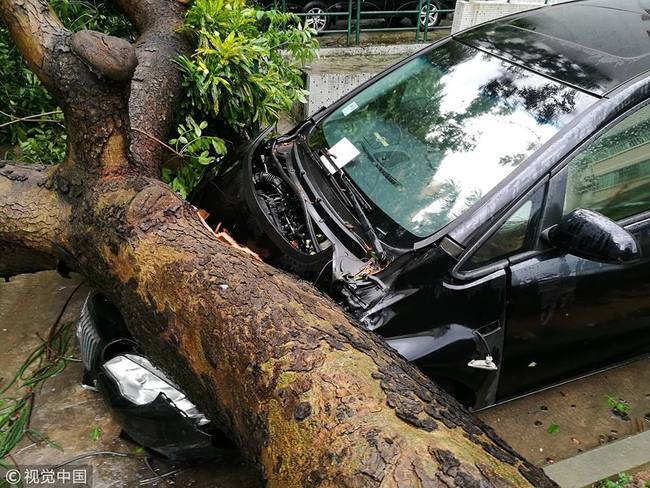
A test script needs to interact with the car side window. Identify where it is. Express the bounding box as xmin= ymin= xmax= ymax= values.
xmin=464 ymin=187 xmax=544 ymax=270
xmin=563 ymin=104 xmax=650 ymax=222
